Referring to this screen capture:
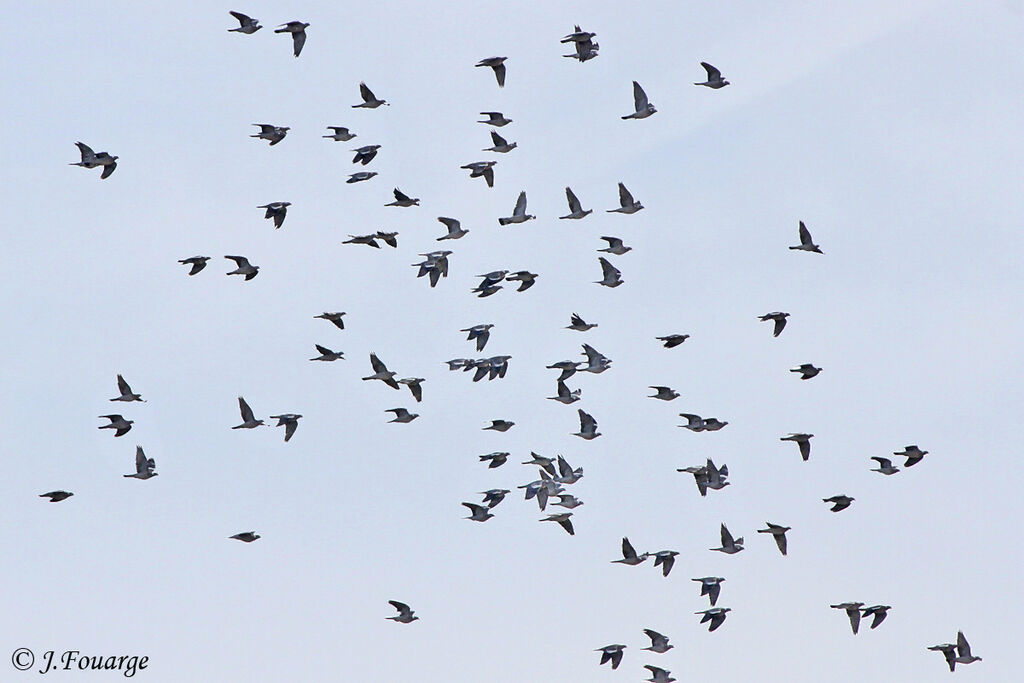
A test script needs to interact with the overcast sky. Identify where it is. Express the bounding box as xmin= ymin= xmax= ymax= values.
xmin=2 ymin=1 xmax=1021 ymax=680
